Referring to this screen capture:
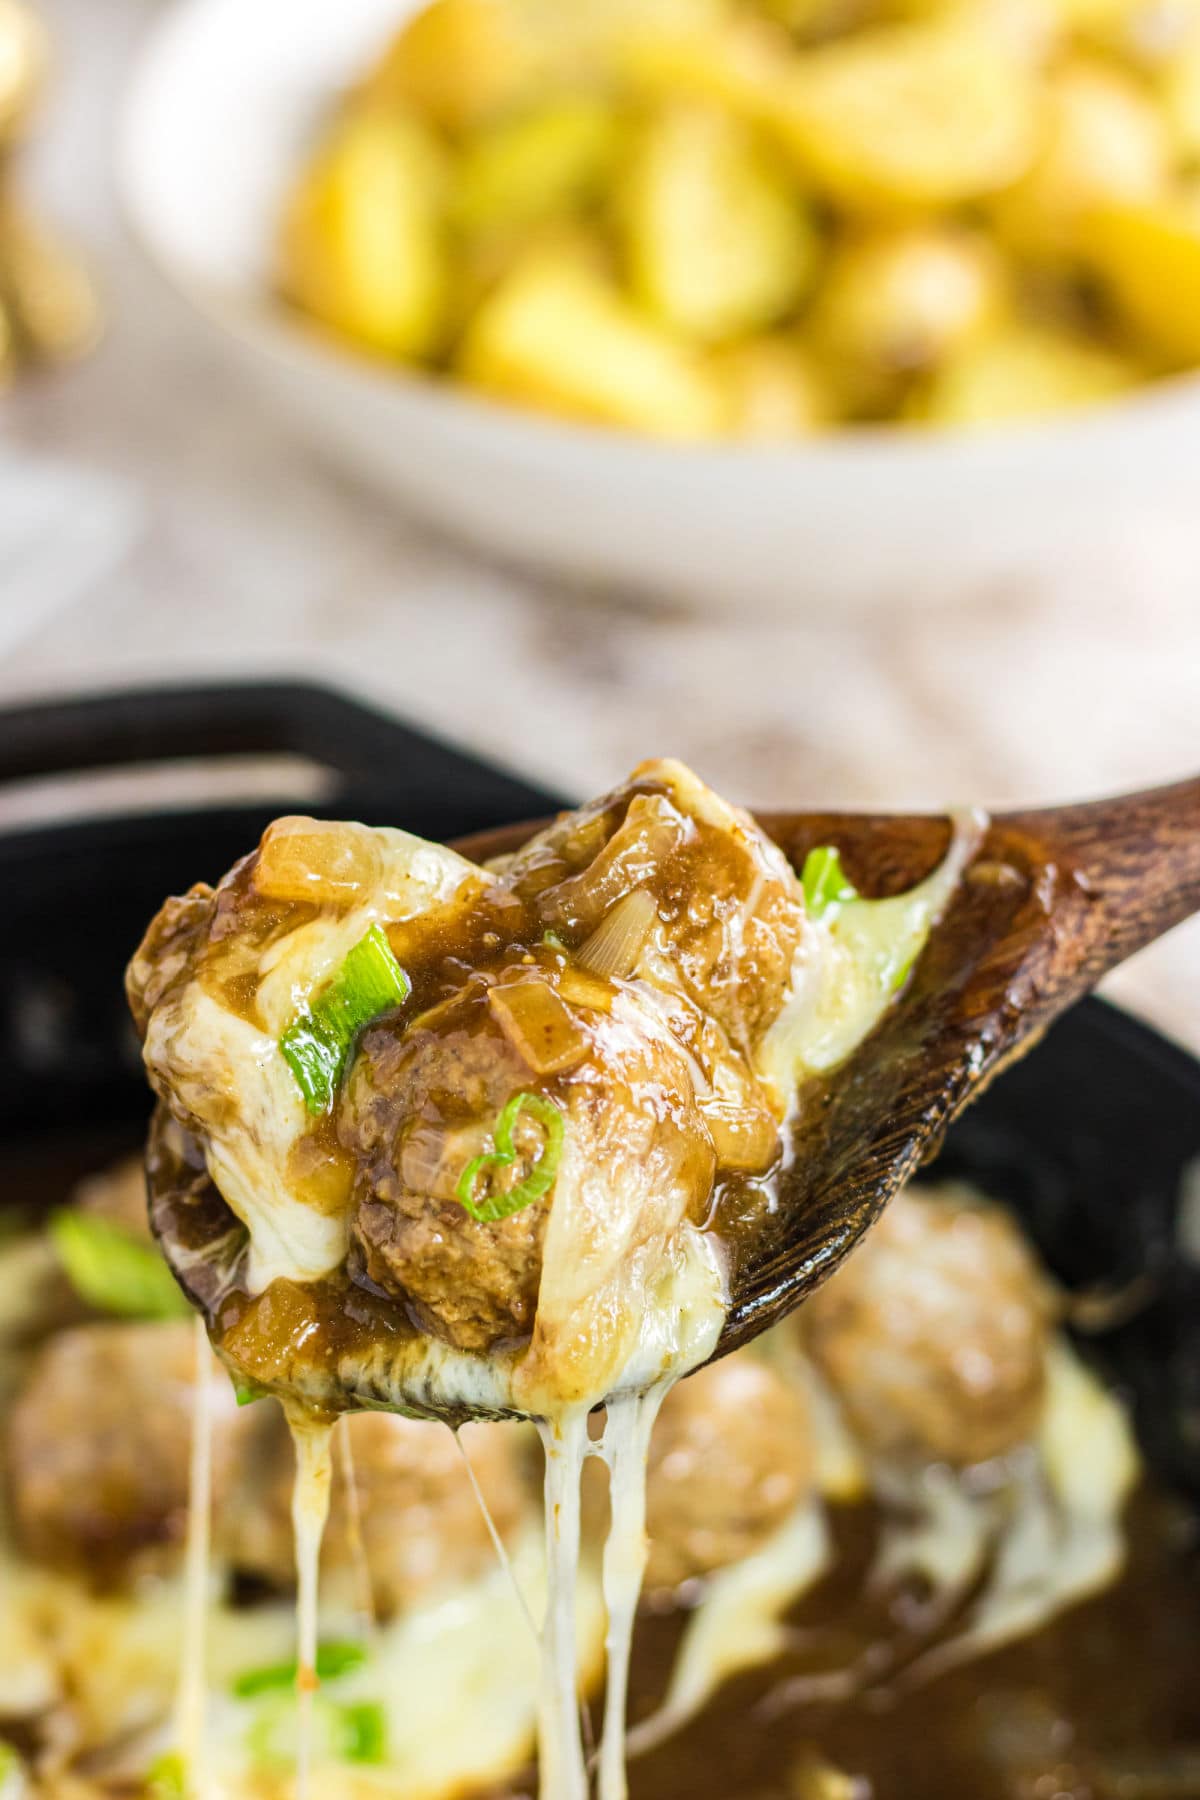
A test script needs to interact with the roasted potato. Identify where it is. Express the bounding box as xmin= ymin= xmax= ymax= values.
xmin=277 ymin=0 xmax=1200 ymax=436
xmin=715 ymin=336 xmax=832 ymax=434
xmin=457 ymin=240 xmax=727 ymax=435
xmin=911 ymin=321 xmax=1138 ymax=424
xmin=354 ymin=0 xmax=544 ymax=132
xmin=451 ymin=97 xmax=622 ymax=240
xmin=280 ymin=109 xmax=448 ymax=358
xmin=621 ymin=102 xmax=819 ymax=341
xmin=809 ymin=224 xmax=1006 ymax=406
xmin=993 ymin=56 xmax=1169 ymax=257
xmin=775 ymin=19 xmax=1043 ymax=209
xmin=1082 ymin=194 xmax=1200 ymax=362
